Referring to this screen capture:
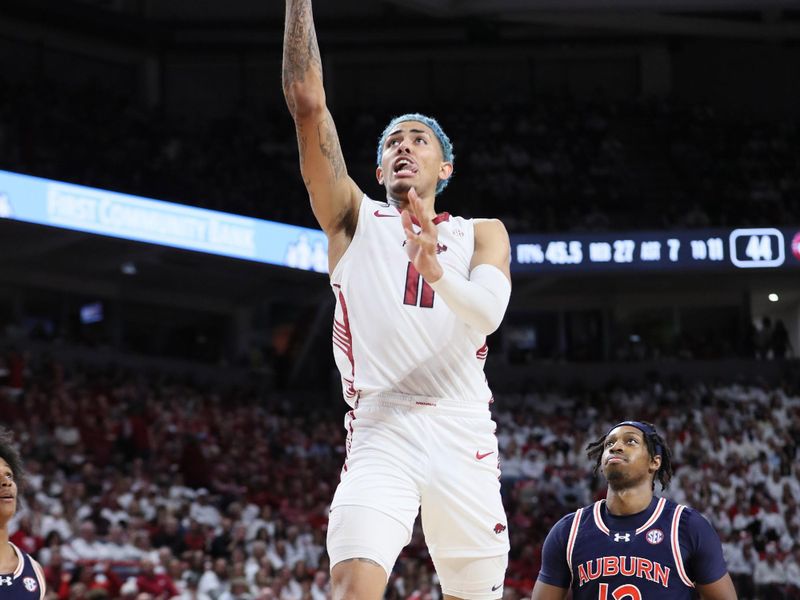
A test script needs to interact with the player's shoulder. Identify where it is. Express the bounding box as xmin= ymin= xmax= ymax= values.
xmin=29 ymin=554 xmax=44 ymax=572
xmin=677 ymin=503 xmax=717 ymax=530
xmin=472 ymin=217 xmax=508 ymax=231
xmin=472 ymin=218 xmax=510 ymax=251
